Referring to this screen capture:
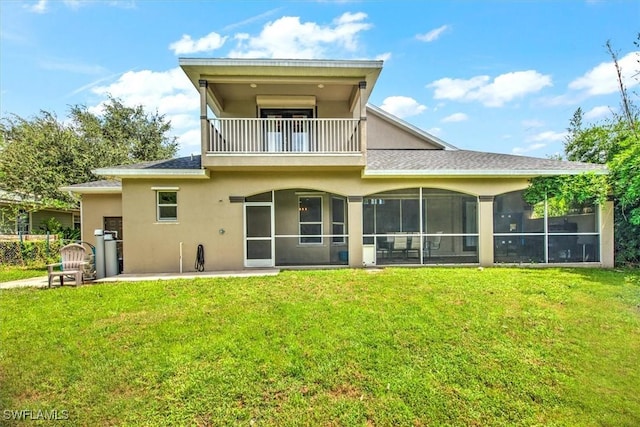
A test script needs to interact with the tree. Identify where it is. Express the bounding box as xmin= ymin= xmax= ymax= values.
xmin=0 ymin=96 xmax=178 ymax=209
xmin=69 ymin=95 xmax=178 ymax=165
xmin=526 ymin=37 xmax=640 ymax=265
